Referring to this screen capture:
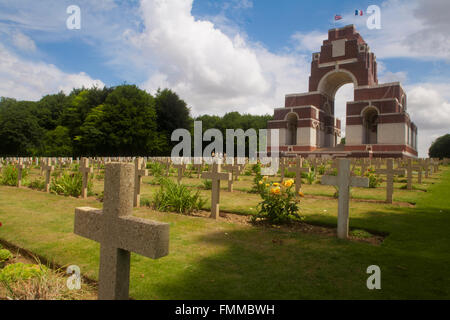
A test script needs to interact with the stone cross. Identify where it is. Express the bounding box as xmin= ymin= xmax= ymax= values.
xmin=80 ymin=158 xmax=93 ymax=199
xmin=16 ymin=158 xmax=24 ymax=188
xmin=222 ymin=164 xmax=238 ymax=192
xmin=201 ymin=163 xmax=231 ymax=219
xmin=287 ymin=157 xmax=310 ymax=195
xmin=413 ymin=161 xmax=423 ymax=184
xmin=360 ymin=158 xmax=370 ymax=177
xmin=376 ymin=159 xmax=405 ymax=203
xmin=43 ymin=158 xmax=54 ymax=192
xmin=432 ymin=158 xmax=439 ymax=173
xmin=172 ymin=163 xmax=186 ymax=184
xmin=74 ymin=163 xmax=169 ymax=300
xmin=193 ymin=163 xmax=203 ymax=178
xmin=321 ymin=159 xmax=369 ymax=239
xmin=423 ymin=158 xmax=431 ymax=178
xmin=133 ymin=157 xmax=148 ymax=207
xmin=403 ymin=158 xmax=414 ymax=190
xmin=279 ymin=158 xmax=287 ymax=182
